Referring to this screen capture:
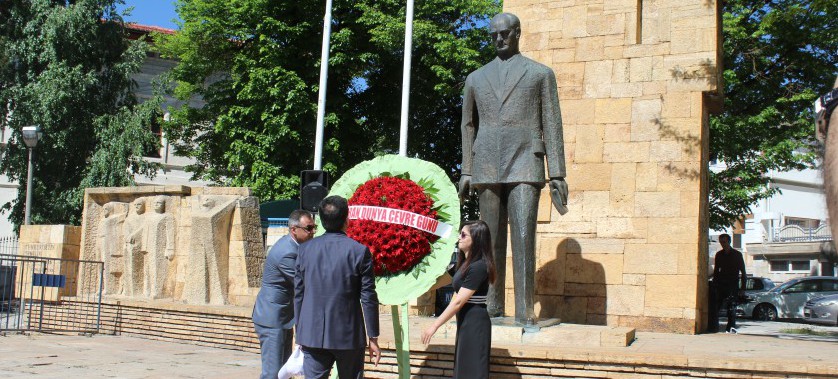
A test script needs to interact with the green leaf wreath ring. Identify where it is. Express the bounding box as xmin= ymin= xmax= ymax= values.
xmin=326 ymin=154 xmax=460 ymax=305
